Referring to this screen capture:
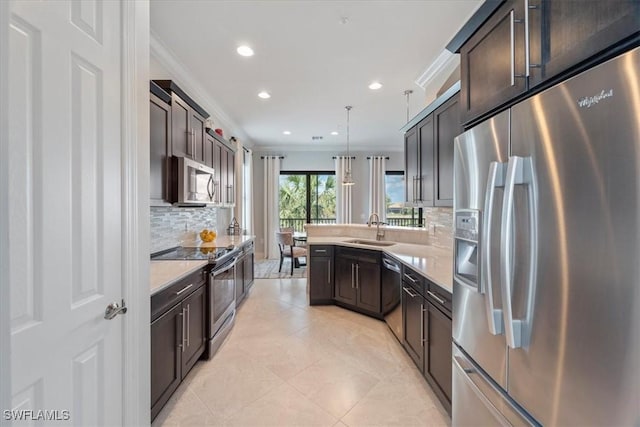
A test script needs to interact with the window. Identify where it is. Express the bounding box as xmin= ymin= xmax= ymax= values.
xmin=279 ymin=172 xmax=336 ymax=232
xmin=385 ymin=171 xmax=423 ymax=227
